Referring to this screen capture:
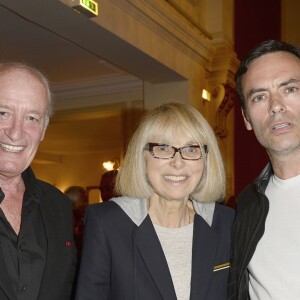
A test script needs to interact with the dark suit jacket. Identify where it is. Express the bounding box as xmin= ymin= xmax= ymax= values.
xmin=75 ymin=198 xmax=234 ymax=300
xmin=0 ymin=168 xmax=77 ymax=300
